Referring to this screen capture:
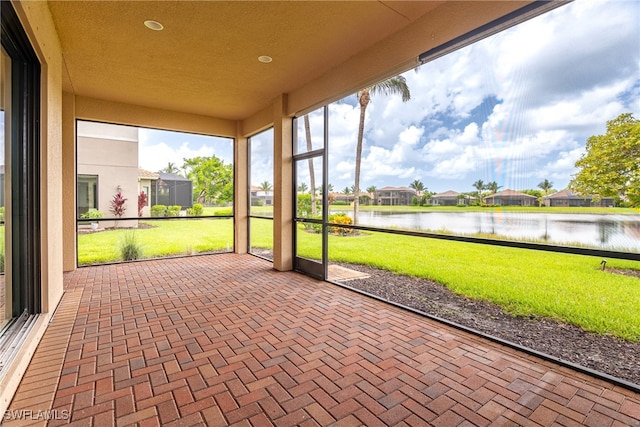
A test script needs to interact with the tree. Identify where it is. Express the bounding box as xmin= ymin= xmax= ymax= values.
xmin=570 ymin=113 xmax=640 ymax=206
xmin=342 ymin=186 xmax=351 ymax=195
xmin=298 ymin=182 xmax=308 ymax=193
xmin=163 ymin=162 xmax=180 ymax=174
xmin=303 ymin=115 xmax=318 ymax=216
xmin=366 ymin=185 xmax=377 ymax=194
xmin=472 ymin=179 xmax=485 ymax=204
xmin=259 ymin=181 xmax=272 ymax=206
xmin=486 ymin=181 xmax=502 ymax=194
xmin=182 ymin=155 xmax=233 ymax=205
xmin=409 ymin=179 xmax=425 ymax=197
xmin=538 ymin=179 xmax=554 ymax=196
xmin=353 ymin=76 xmax=411 ymax=224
